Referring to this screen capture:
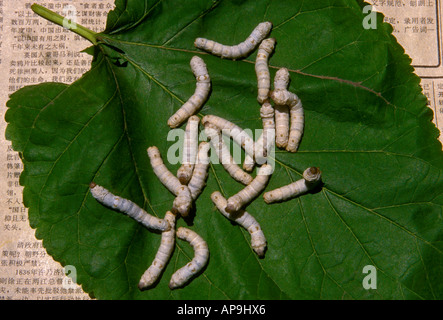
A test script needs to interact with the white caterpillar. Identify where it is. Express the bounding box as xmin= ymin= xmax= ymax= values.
xmin=273 ymin=67 xmax=290 ymax=92
xmin=274 ymin=104 xmax=290 ymax=149
xmin=177 ymin=115 xmax=200 ymax=184
xmin=201 ymin=114 xmax=255 ymax=159
xmin=255 ymin=38 xmax=276 ymax=103
xmin=243 ymin=102 xmax=275 ymax=171
xmin=169 ymin=227 xmax=209 ymax=289
xmin=204 ymin=123 xmax=253 ymax=185
xmin=263 ymin=167 xmax=322 ymax=203
xmin=147 ymin=146 xmax=182 ymax=194
xmin=187 ymin=142 xmax=211 ymax=200
xmin=172 ymin=185 xmax=193 ymax=217
xmin=147 ymin=146 xmax=192 ymax=216
xmin=270 ymin=68 xmax=304 ymax=152
xmin=225 ymin=164 xmax=273 ymax=213
xmin=194 ymin=21 xmax=273 ymax=60
xmin=139 ymin=211 xmax=176 ymax=290
xmin=168 ymin=56 xmax=210 ymax=128
xmin=89 ymin=183 xmax=170 ymax=232
xmin=286 ymin=97 xmax=304 ymax=153
xmin=271 ymin=68 xmax=290 ymax=149
xmin=211 ymin=191 xmax=267 ymax=257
